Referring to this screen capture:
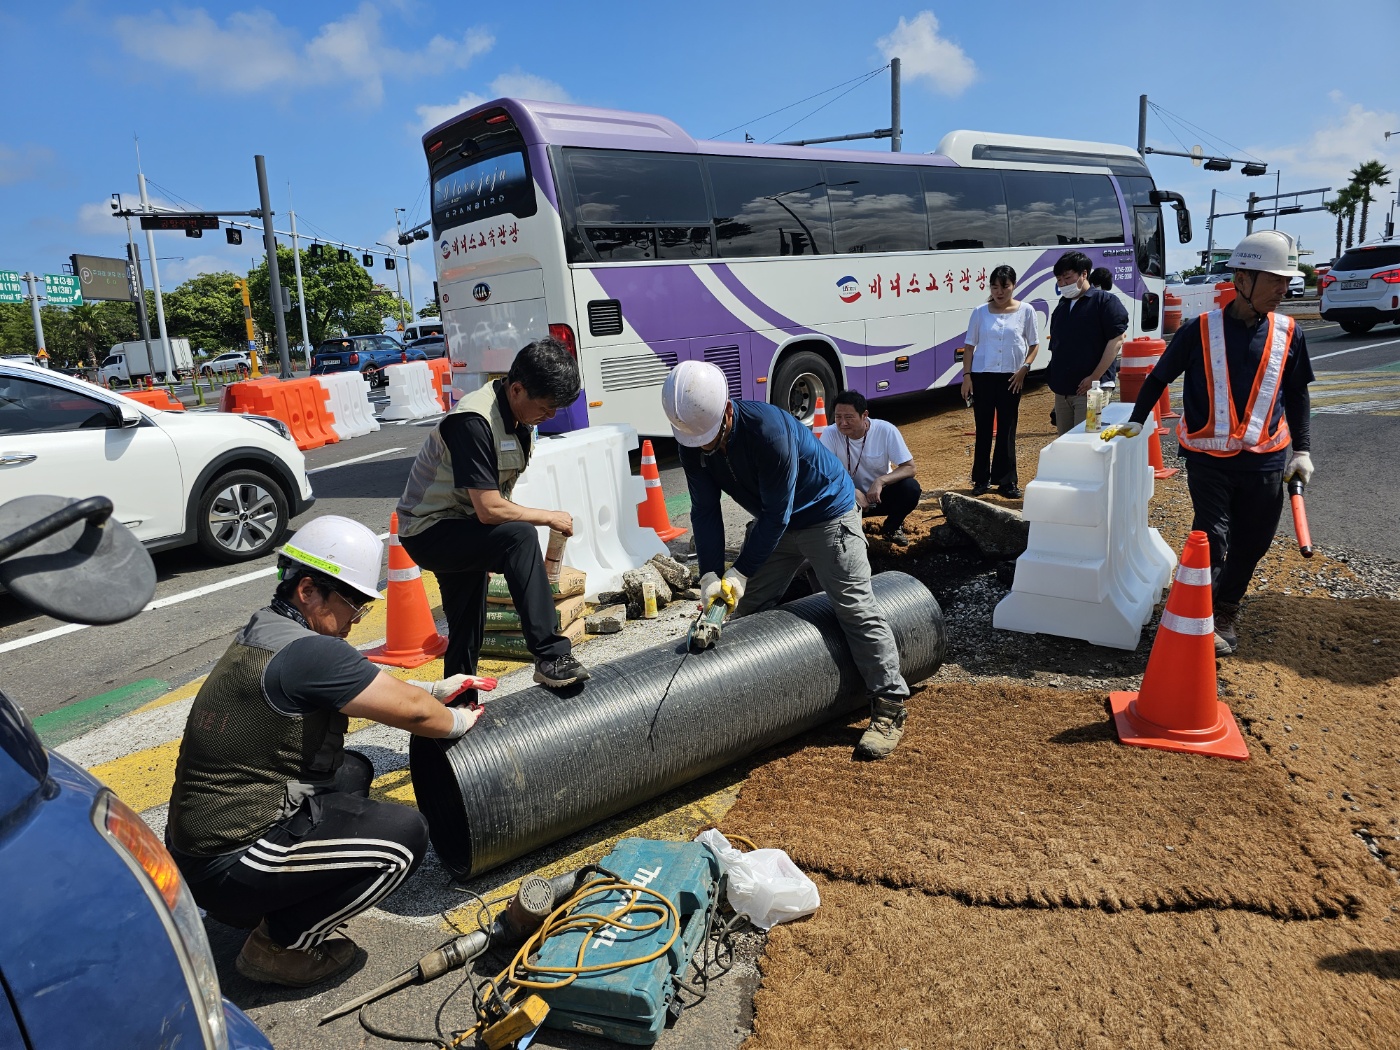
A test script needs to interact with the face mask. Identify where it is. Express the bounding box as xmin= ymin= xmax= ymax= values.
xmin=1058 ymin=281 xmax=1084 ymax=300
